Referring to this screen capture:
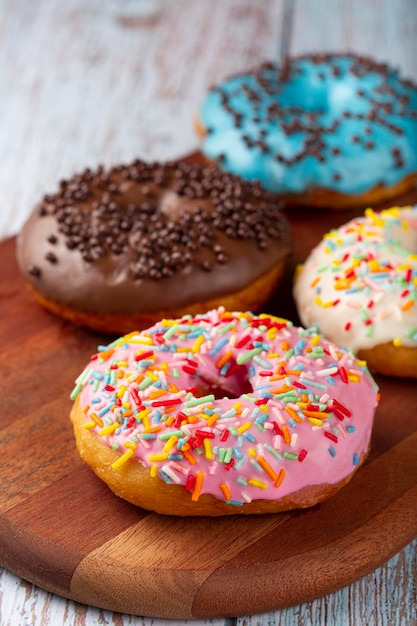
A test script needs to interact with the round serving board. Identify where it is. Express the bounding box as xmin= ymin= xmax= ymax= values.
xmin=0 ymin=174 xmax=416 ymax=619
